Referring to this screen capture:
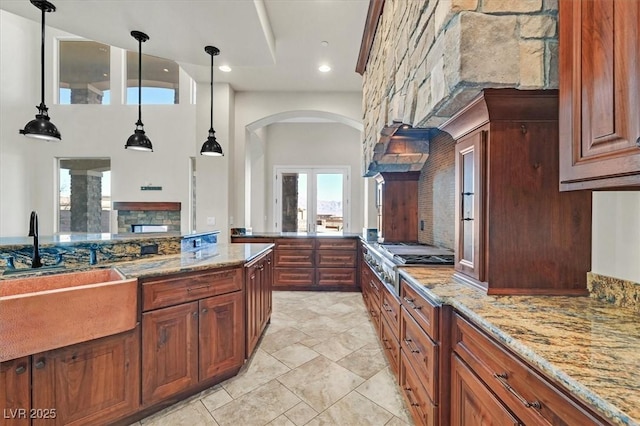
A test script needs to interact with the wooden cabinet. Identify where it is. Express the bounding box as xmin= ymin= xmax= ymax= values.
xmin=451 ymin=313 xmax=610 ymax=426
xmin=380 ymin=282 xmax=401 ymax=377
xmin=274 ymin=238 xmax=315 ymax=289
xmin=245 ymin=250 xmax=273 ymax=357
xmin=1 ymin=357 xmax=30 ymax=426
xmin=450 ymin=355 xmax=519 ymax=426
xmin=559 ymin=0 xmax=640 ymax=190
xmin=31 ymin=327 xmax=140 ymax=426
xmin=316 ymin=238 xmax=357 ymax=288
xmin=442 ymin=89 xmax=592 ymax=295
xmin=375 ymin=172 xmax=419 ymax=242
xmin=141 ymin=266 xmax=244 ymax=406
